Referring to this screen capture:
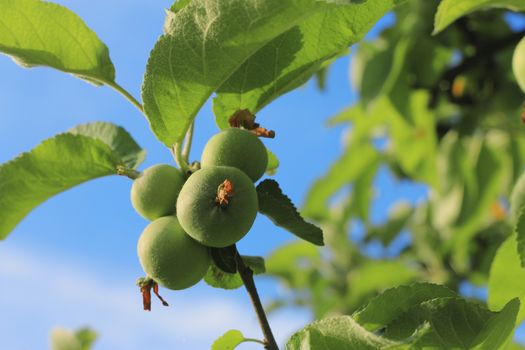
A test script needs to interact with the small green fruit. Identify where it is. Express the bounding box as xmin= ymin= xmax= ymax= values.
xmin=513 ymin=36 xmax=525 ymax=93
xmin=137 ymin=216 xmax=210 ymax=290
xmin=176 ymin=166 xmax=258 ymax=247
xmin=201 ymin=128 xmax=268 ymax=182
xmin=131 ymin=164 xmax=185 ymax=221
